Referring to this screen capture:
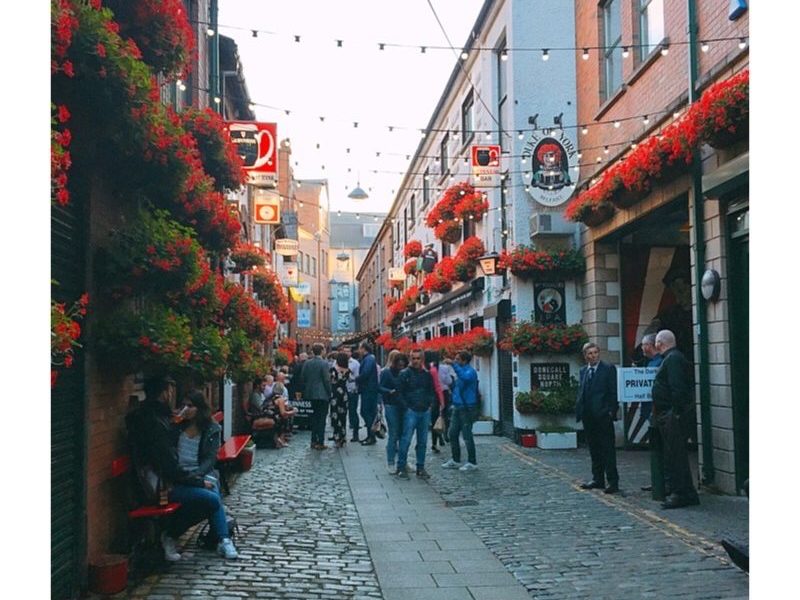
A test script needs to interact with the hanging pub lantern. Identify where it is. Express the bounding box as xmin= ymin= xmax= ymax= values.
xmin=477 ymin=252 xmax=502 ymax=276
